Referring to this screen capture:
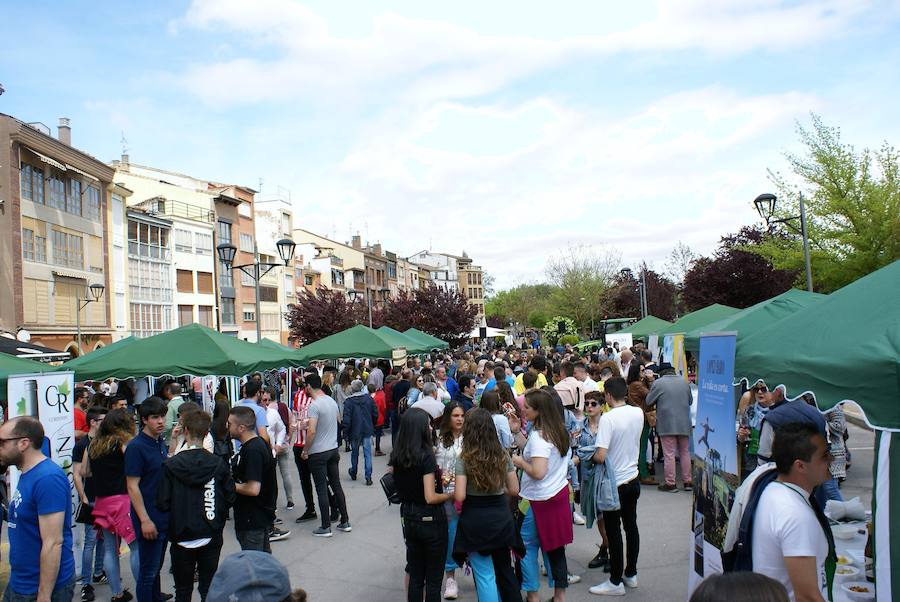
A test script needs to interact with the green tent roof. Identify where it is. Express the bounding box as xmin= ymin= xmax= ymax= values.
xmin=658 ymin=304 xmax=740 ymax=336
xmin=403 ymin=328 xmax=449 ymax=350
xmin=0 ymin=353 xmax=58 ymax=393
xmin=297 ymin=325 xmax=402 ymax=362
xmin=65 ymin=323 xmax=305 ymax=381
xmin=617 ymin=315 xmax=674 ymax=338
xmin=377 ymin=326 xmax=432 ymax=353
xmin=683 ymin=289 xmax=827 ymax=353
xmin=735 ymin=260 xmax=900 ymax=430
xmin=62 ymin=336 xmax=139 ymax=373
